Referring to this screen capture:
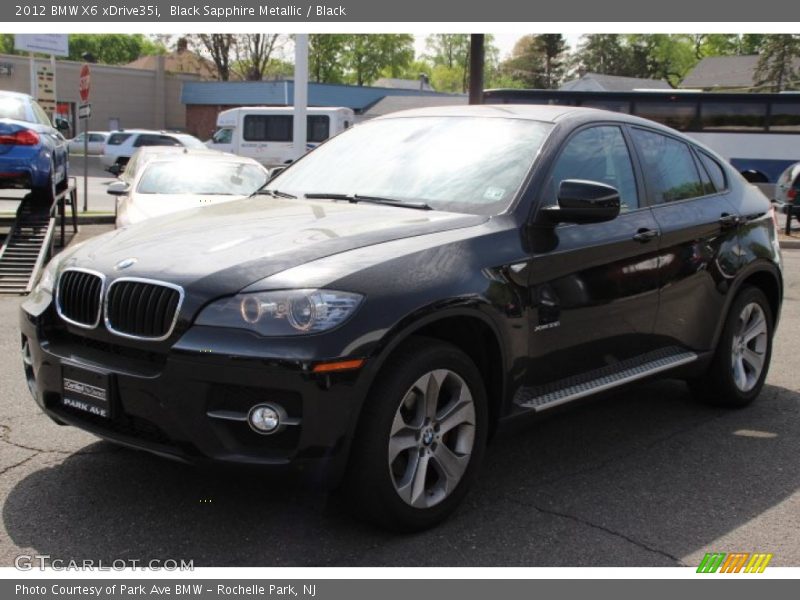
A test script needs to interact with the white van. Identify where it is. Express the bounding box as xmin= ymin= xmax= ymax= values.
xmin=207 ymin=106 xmax=354 ymax=167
